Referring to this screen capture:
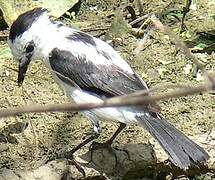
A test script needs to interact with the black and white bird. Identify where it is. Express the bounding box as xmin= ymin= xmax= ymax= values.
xmin=8 ymin=8 xmax=209 ymax=169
